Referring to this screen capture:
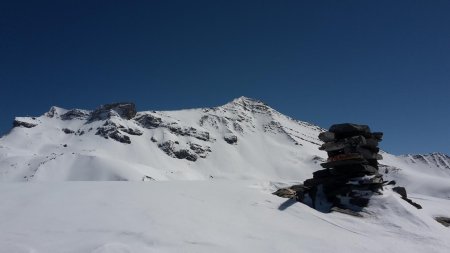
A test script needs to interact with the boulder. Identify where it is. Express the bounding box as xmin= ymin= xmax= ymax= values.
xmin=224 ymin=135 xmax=238 ymax=144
